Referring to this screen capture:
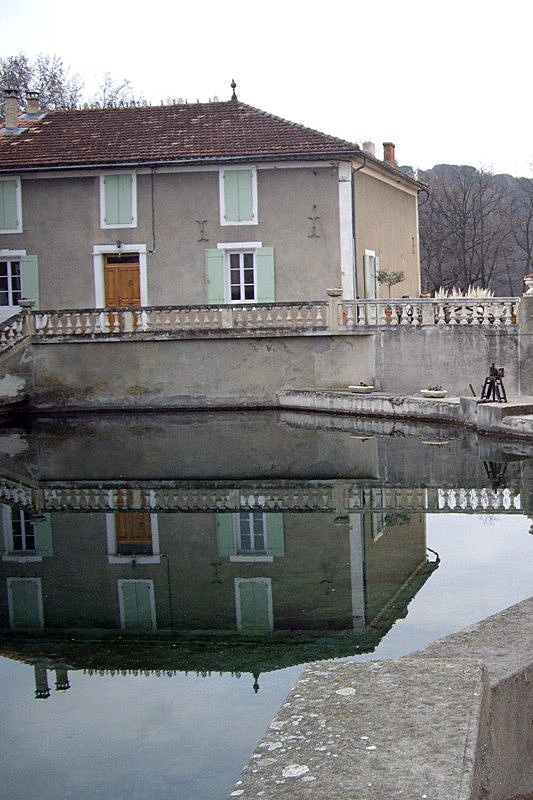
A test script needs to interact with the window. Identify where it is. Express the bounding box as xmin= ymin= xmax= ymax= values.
xmin=219 ymin=166 xmax=258 ymax=225
xmin=0 ymin=259 xmax=22 ymax=307
xmin=234 ymin=578 xmax=273 ymax=634
xmin=0 ymin=177 xmax=22 ymax=233
xmin=228 ymin=251 xmax=256 ymax=301
xmin=100 ymin=173 xmax=137 ymax=228
xmin=205 ymin=244 xmax=275 ymax=304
